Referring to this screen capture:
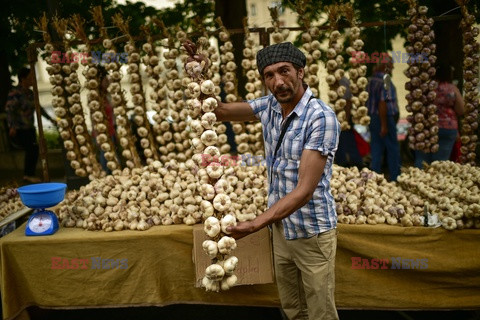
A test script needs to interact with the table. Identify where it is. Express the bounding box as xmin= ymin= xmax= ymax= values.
xmin=1 ymin=223 xmax=479 ymax=320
